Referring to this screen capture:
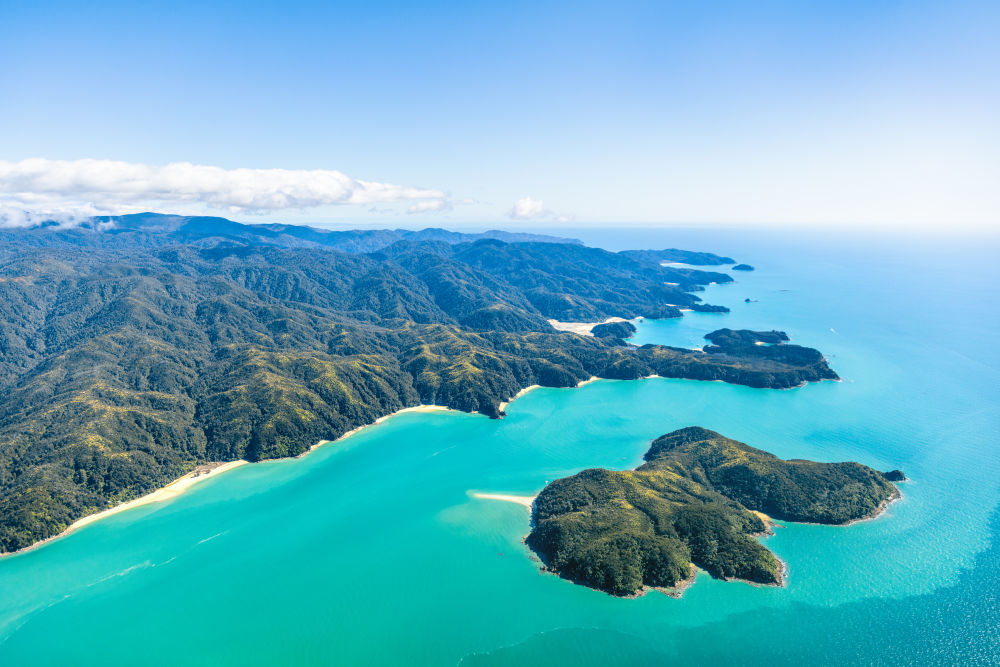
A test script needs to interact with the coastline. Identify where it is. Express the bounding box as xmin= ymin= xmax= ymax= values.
xmin=3 ymin=460 xmax=249 ymax=559
xmin=6 ymin=405 xmax=460 ymax=558
xmin=304 ymin=404 xmax=453 ymax=455
xmin=843 ymin=486 xmax=903 ymax=526
xmin=658 ymin=564 xmax=698 ymax=599
xmin=753 ymin=486 xmax=903 ymax=531
xmin=499 ymin=385 xmax=541 ymax=412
